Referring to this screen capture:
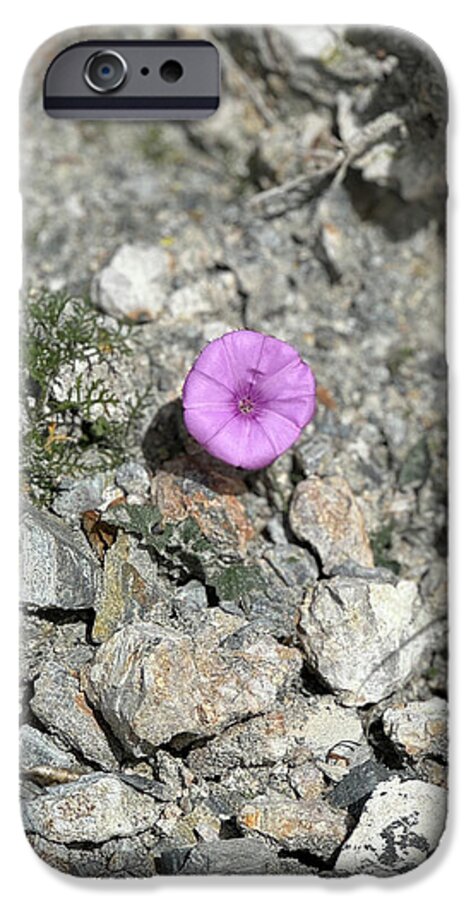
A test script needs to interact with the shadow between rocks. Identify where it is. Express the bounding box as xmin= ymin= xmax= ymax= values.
xmin=141 ymin=398 xmax=186 ymax=471
xmin=344 ymin=169 xmax=444 ymax=243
